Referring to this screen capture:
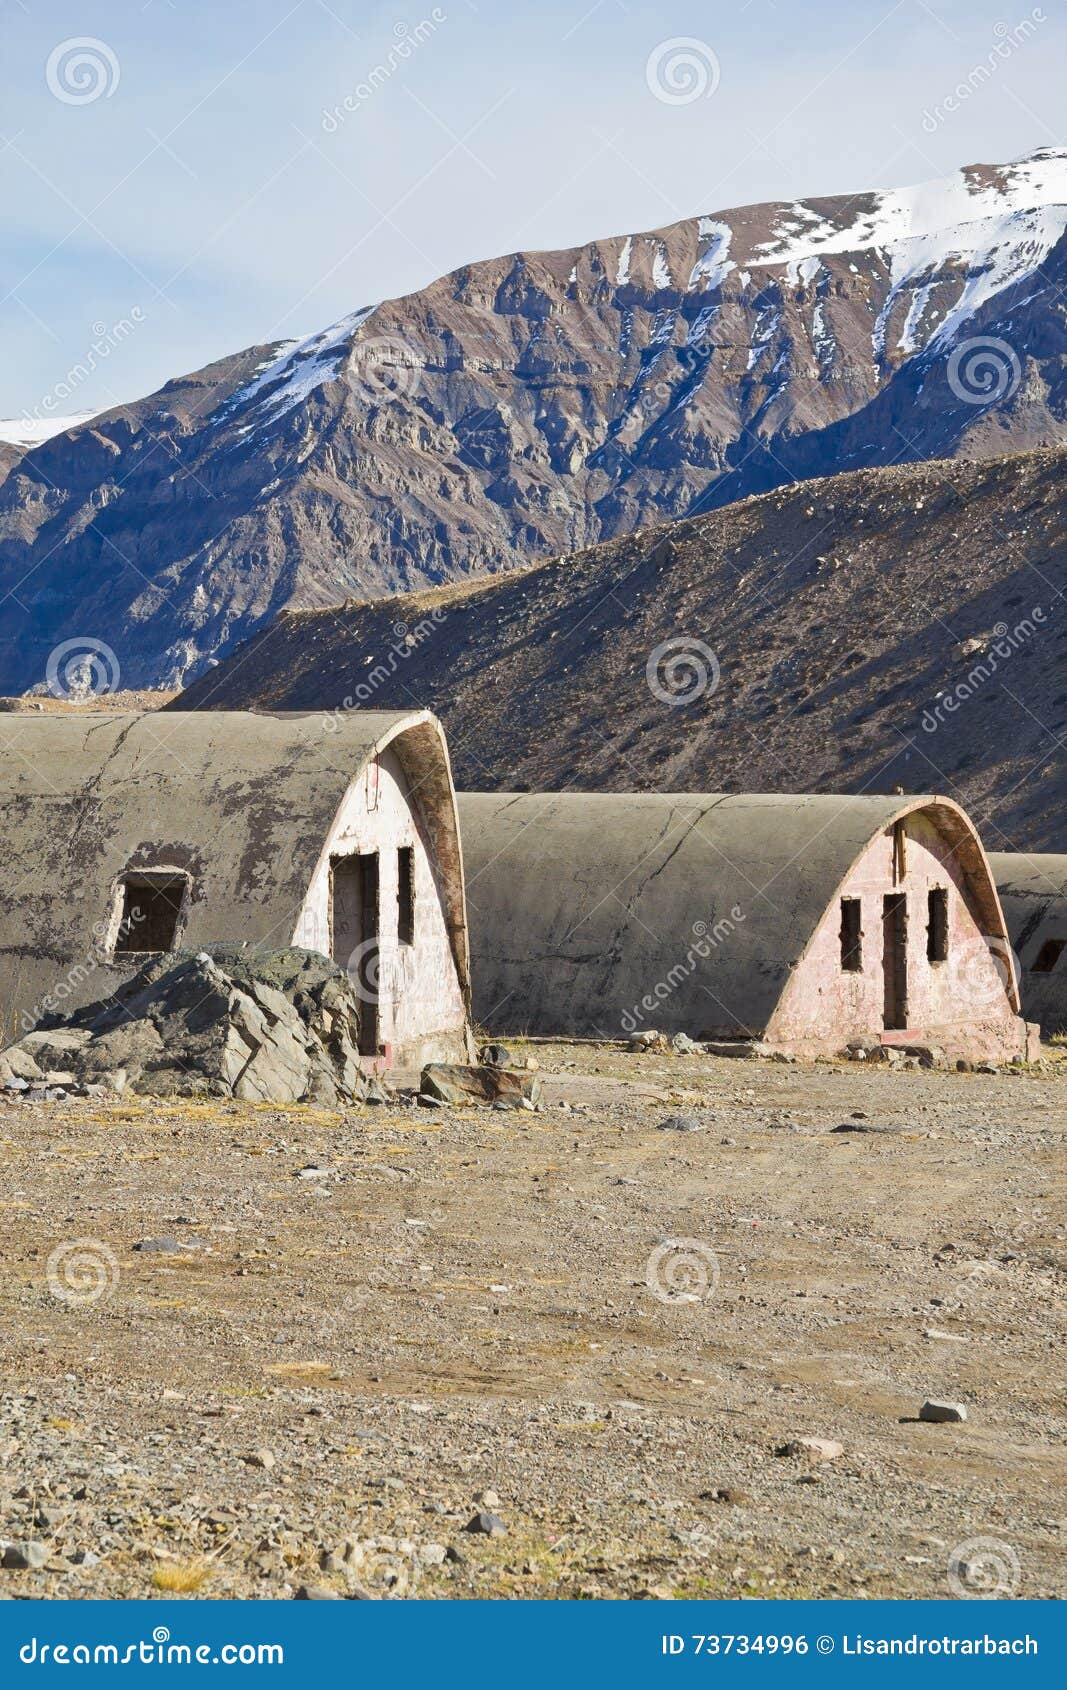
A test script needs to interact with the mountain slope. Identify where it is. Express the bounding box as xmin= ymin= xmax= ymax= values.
xmin=5 ymin=149 xmax=1067 ymax=691
xmin=177 ymin=445 xmax=1067 ymax=852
